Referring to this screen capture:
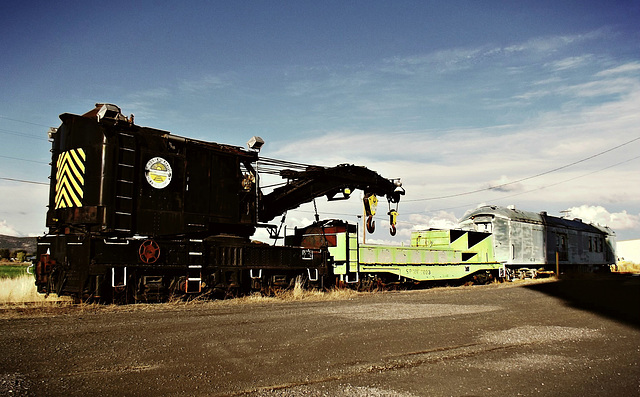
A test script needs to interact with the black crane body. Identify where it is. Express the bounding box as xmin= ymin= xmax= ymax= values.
xmin=35 ymin=104 xmax=403 ymax=302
